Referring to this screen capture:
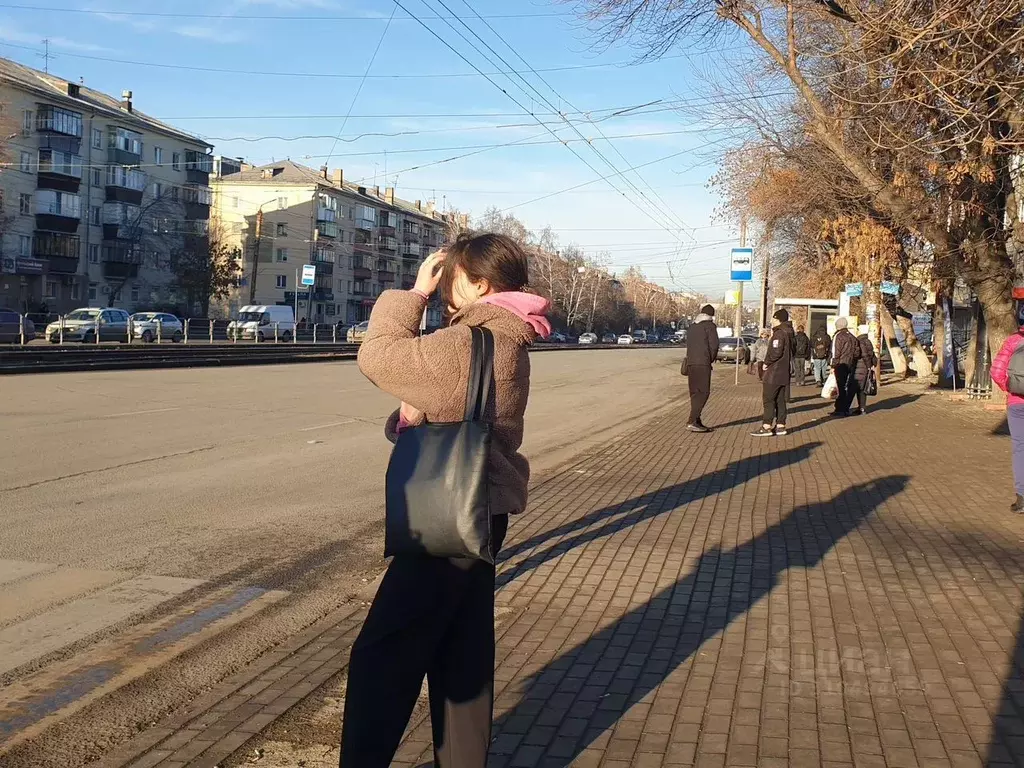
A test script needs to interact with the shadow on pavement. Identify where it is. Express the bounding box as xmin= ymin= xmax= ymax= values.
xmin=991 ymin=417 xmax=1009 ymax=437
xmin=497 ymin=443 xmax=823 ymax=589
xmin=986 ymin=609 xmax=1024 ymax=765
xmin=491 ymin=475 xmax=910 ymax=766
